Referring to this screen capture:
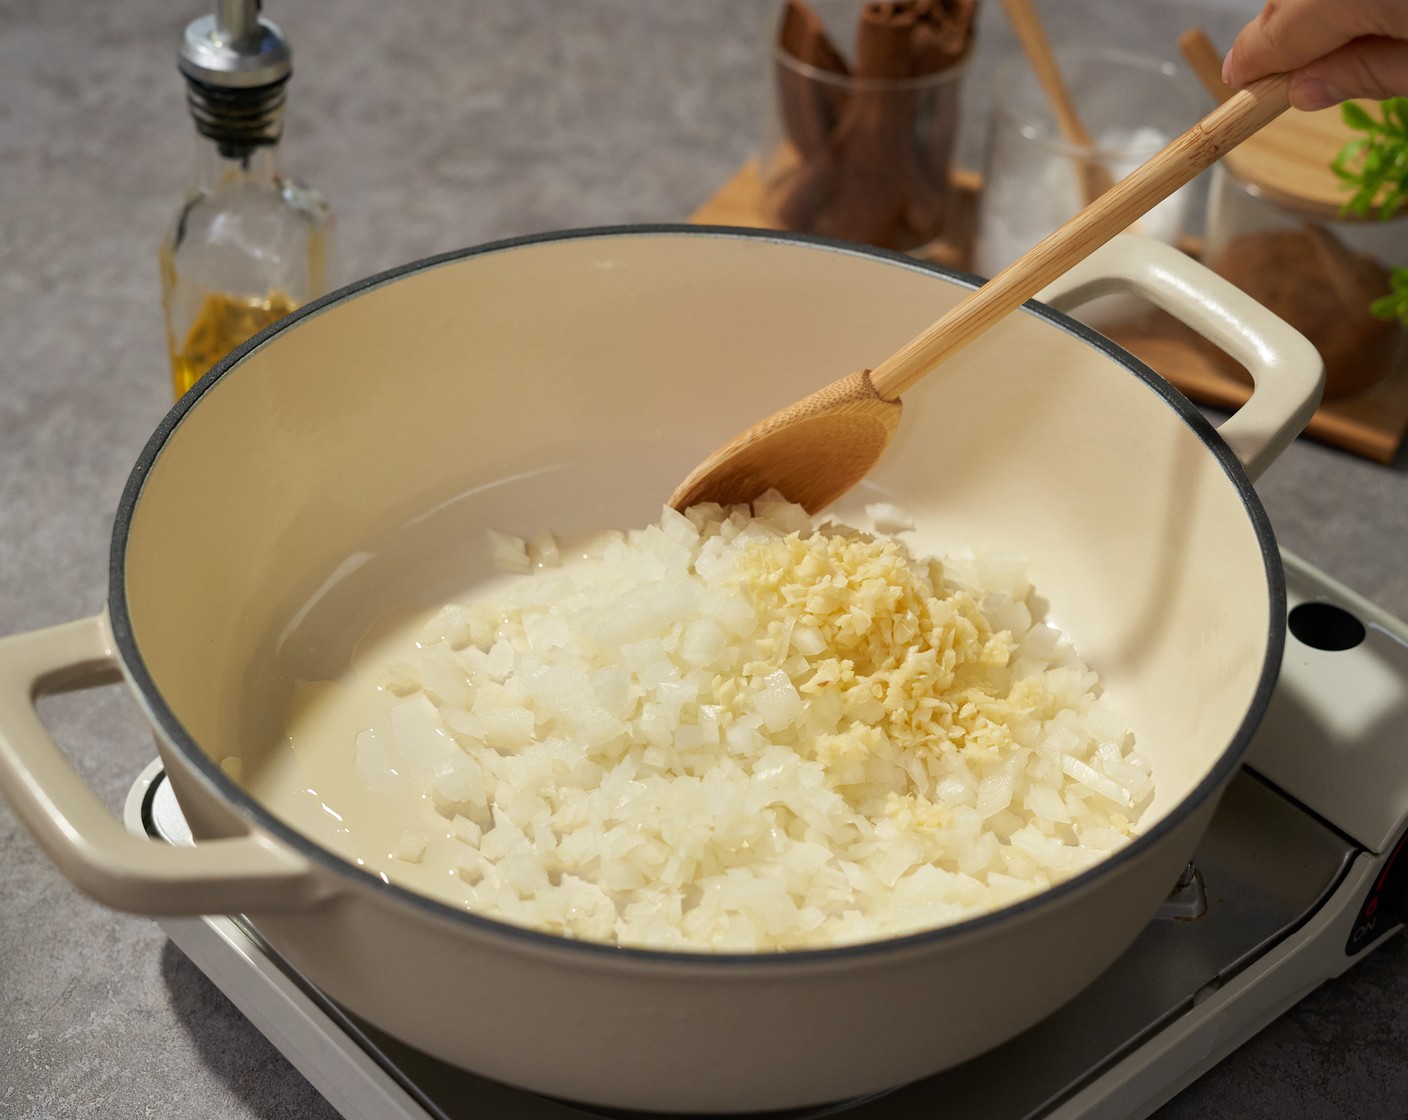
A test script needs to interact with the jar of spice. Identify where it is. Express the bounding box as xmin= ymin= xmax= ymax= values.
xmin=1202 ymin=104 xmax=1408 ymax=400
xmin=759 ymin=0 xmax=977 ymax=257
